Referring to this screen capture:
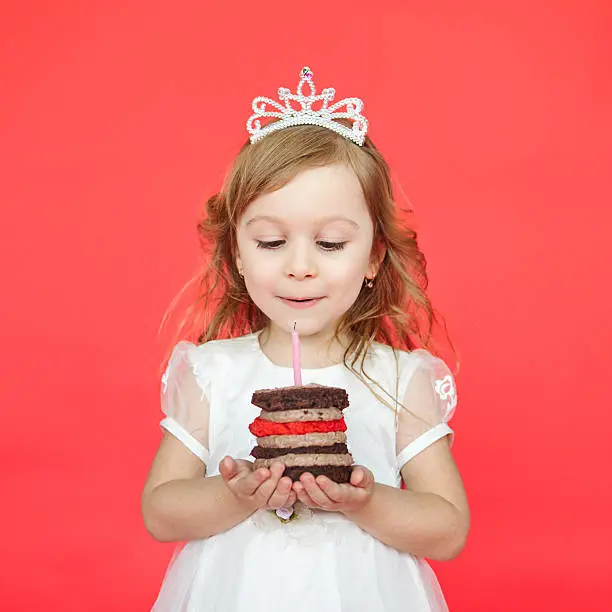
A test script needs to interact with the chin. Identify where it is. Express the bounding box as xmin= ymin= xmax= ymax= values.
xmin=276 ymin=316 xmax=340 ymax=339
xmin=256 ymin=296 xmax=349 ymax=337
